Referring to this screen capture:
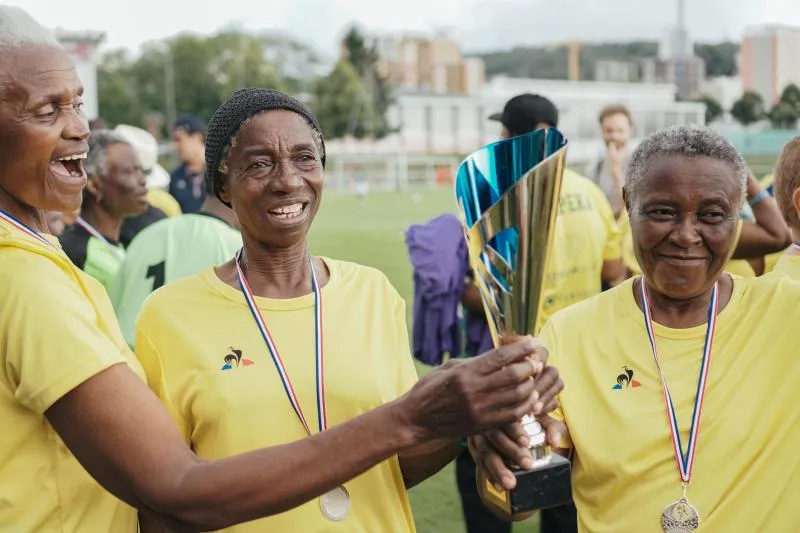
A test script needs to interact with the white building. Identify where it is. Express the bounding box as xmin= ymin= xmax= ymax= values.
xmin=56 ymin=30 xmax=105 ymax=122
xmin=700 ymin=76 xmax=743 ymax=112
xmin=328 ymin=76 xmax=706 ymax=165
xmin=741 ymin=25 xmax=800 ymax=105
